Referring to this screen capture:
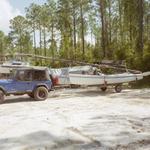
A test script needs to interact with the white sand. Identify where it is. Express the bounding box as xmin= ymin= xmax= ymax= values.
xmin=0 ymin=87 xmax=150 ymax=150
